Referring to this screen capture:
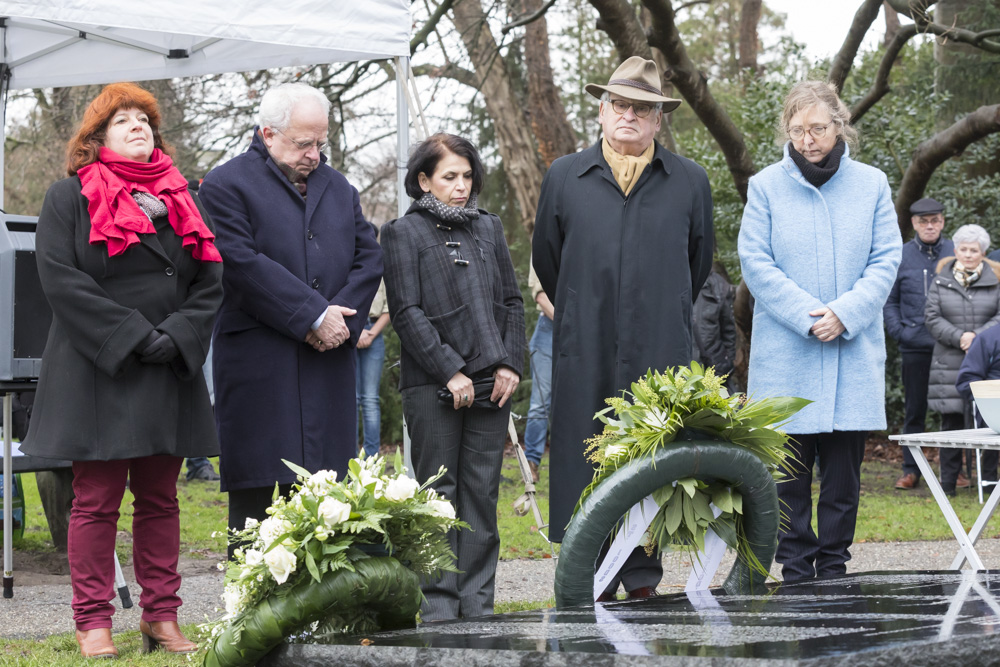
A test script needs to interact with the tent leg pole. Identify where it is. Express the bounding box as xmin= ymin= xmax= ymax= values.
xmin=395 ymin=56 xmax=413 ymax=479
